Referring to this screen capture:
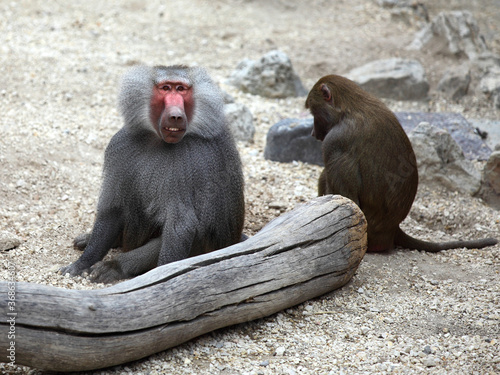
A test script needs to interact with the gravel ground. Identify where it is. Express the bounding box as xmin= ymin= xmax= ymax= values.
xmin=1 ymin=0 xmax=499 ymax=374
